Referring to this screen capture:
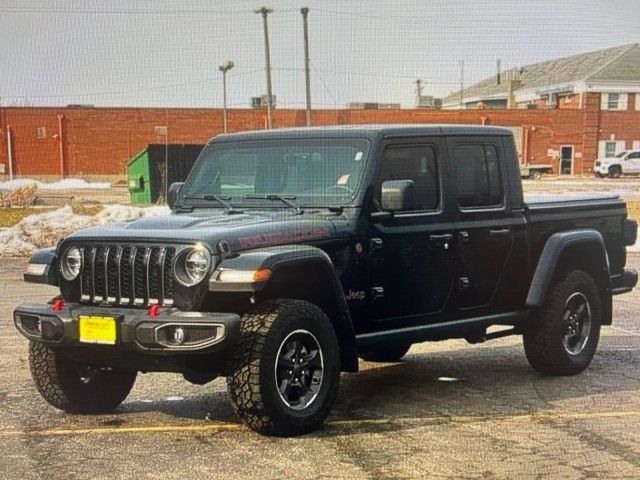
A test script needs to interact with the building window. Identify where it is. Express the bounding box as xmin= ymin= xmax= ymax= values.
xmin=154 ymin=125 xmax=168 ymax=136
xmin=601 ymin=93 xmax=628 ymax=111
xmin=599 ymin=140 xmax=626 ymax=158
xmin=36 ymin=126 xmax=47 ymax=139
